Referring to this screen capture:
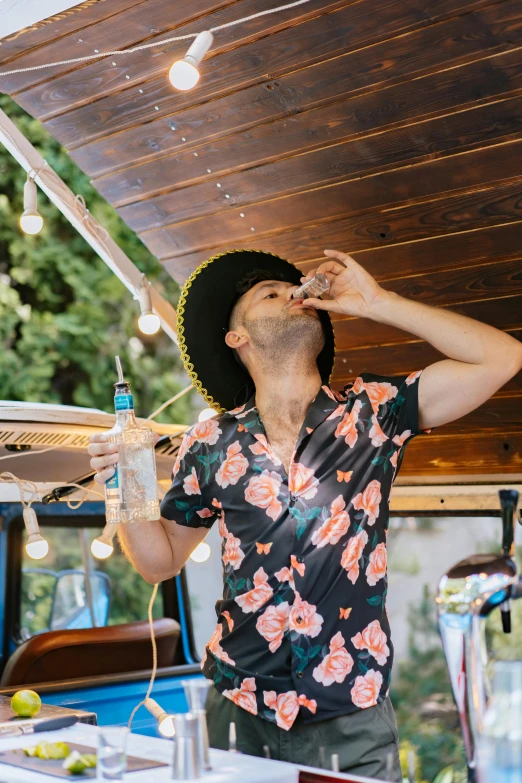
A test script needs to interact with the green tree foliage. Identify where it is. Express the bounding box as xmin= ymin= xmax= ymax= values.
xmin=0 ymin=95 xmax=198 ymax=422
xmin=391 ymin=585 xmax=467 ymax=782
